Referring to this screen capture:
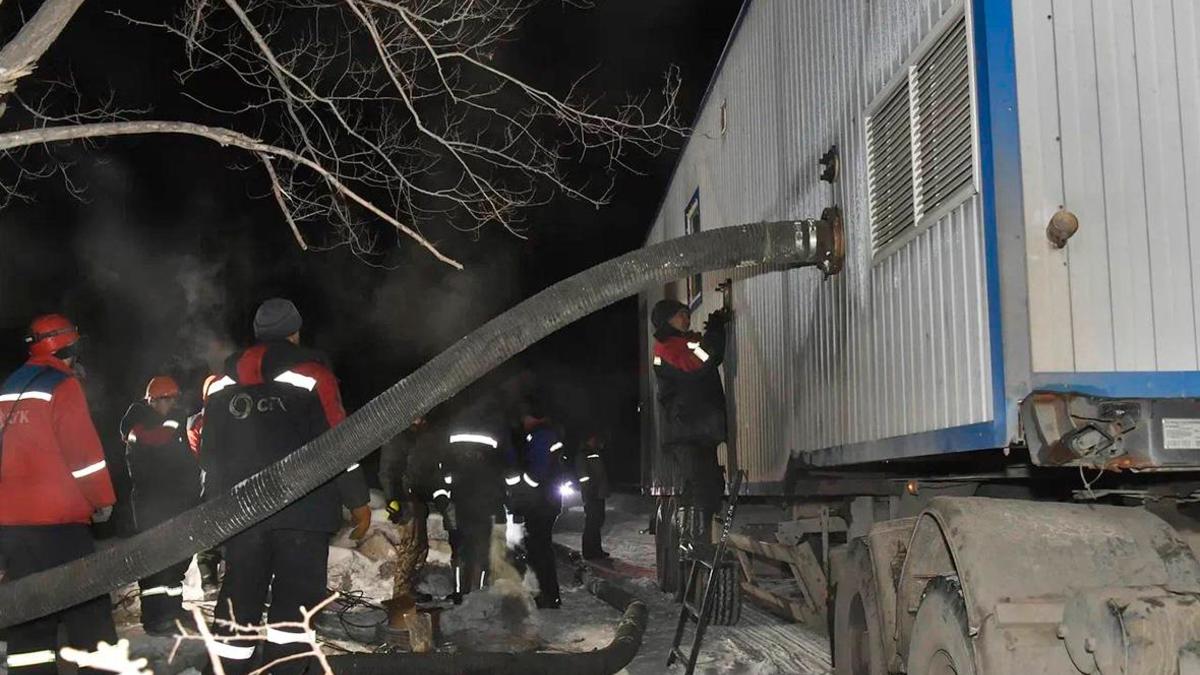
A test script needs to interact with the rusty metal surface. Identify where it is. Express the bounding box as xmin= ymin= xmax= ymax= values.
xmin=1021 ymin=390 xmax=1200 ymax=470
